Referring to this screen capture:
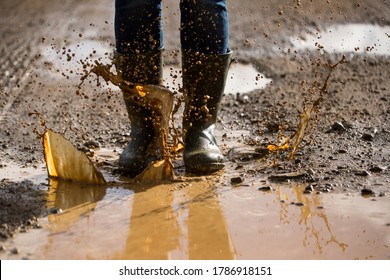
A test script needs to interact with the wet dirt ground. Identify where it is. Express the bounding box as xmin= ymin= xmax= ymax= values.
xmin=1 ymin=0 xmax=389 ymax=259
